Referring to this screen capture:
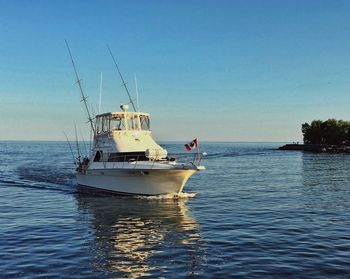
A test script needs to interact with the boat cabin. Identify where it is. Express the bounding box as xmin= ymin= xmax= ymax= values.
xmin=95 ymin=112 xmax=150 ymax=135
